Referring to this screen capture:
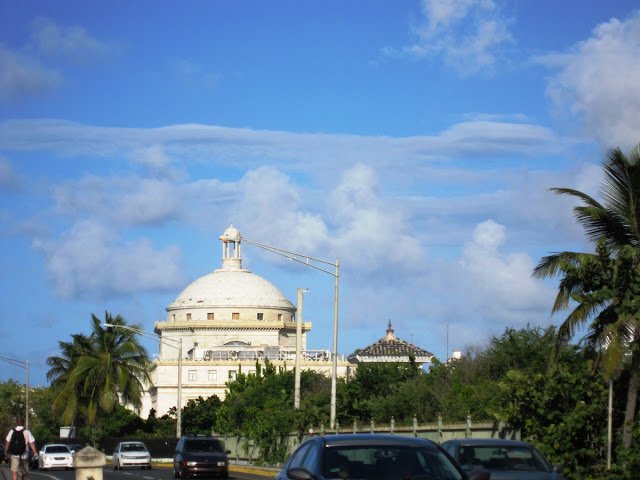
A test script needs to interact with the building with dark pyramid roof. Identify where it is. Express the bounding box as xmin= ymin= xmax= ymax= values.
xmin=348 ymin=321 xmax=433 ymax=364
